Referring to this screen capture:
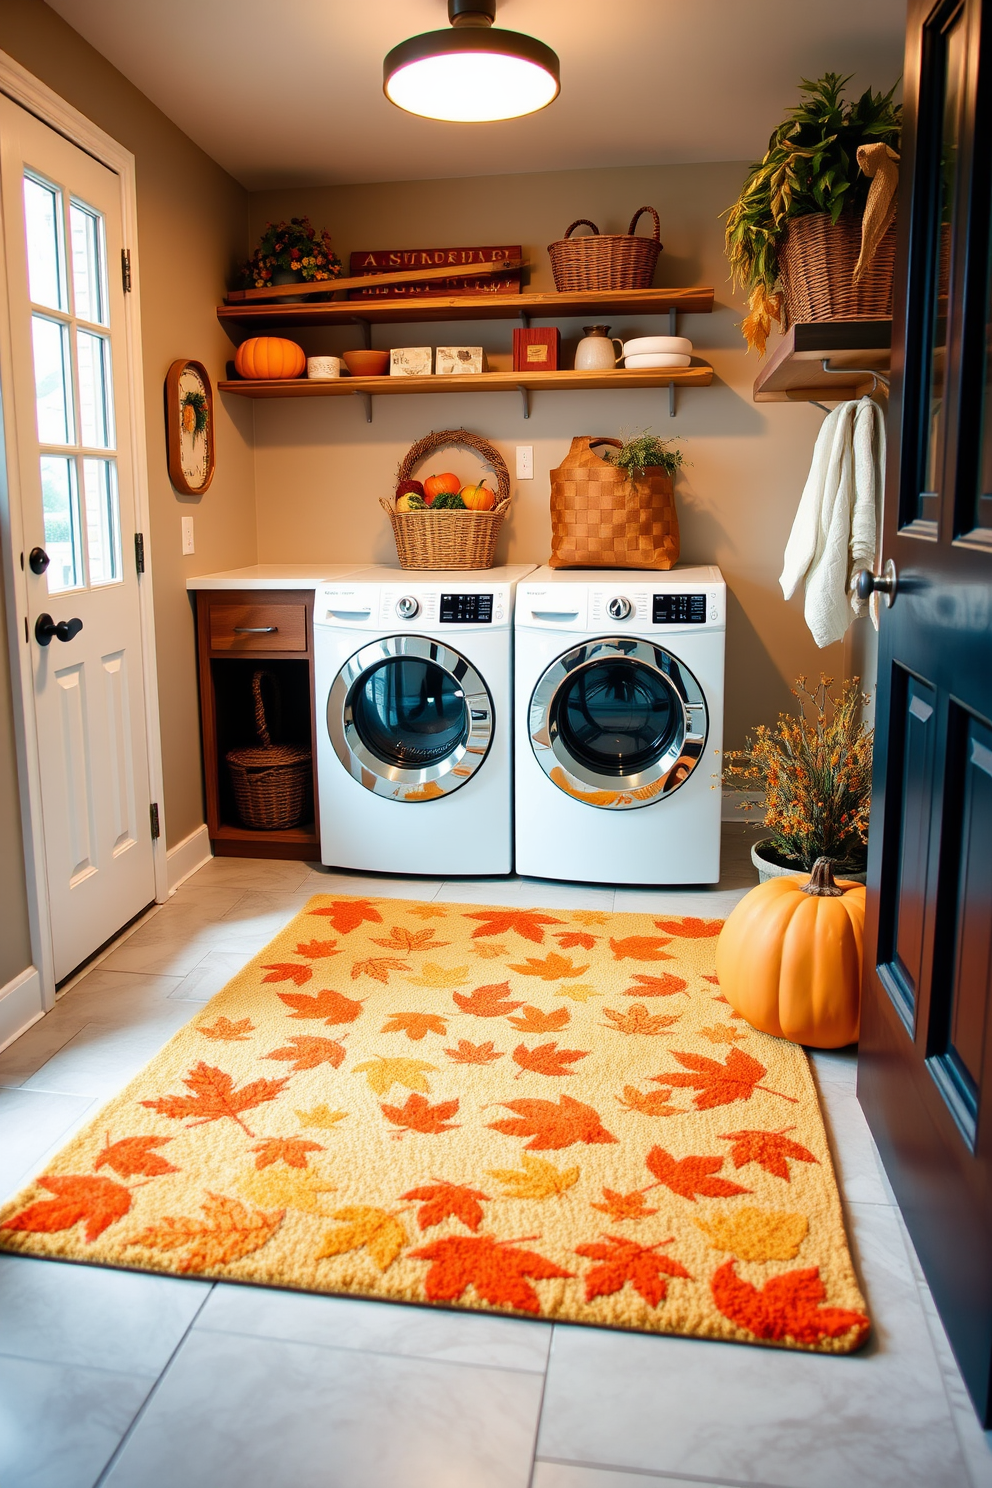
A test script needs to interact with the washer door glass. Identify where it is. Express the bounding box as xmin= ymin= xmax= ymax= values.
xmin=328 ymin=635 xmax=493 ymax=801
xmin=529 ymin=638 xmax=707 ymax=810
